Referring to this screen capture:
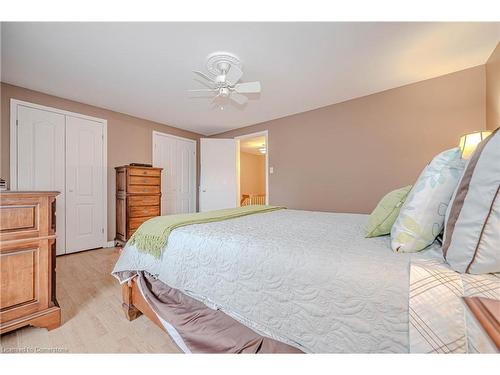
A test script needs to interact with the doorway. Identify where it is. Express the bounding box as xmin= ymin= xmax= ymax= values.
xmin=198 ymin=131 xmax=268 ymax=212
xmin=236 ymin=131 xmax=268 ymax=206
